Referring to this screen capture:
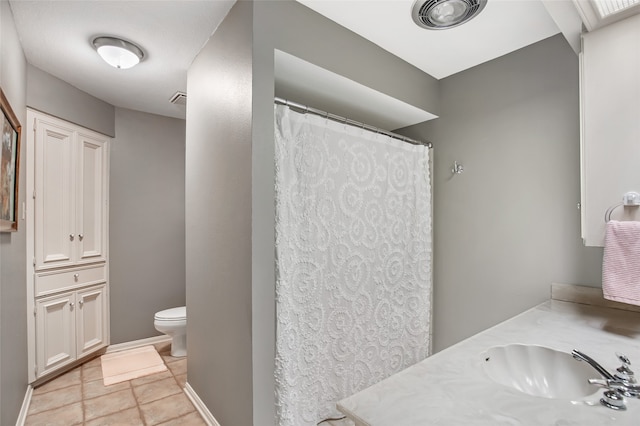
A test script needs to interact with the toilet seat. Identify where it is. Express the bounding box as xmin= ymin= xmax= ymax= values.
xmin=154 ymin=306 xmax=186 ymax=322
xmin=154 ymin=306 xmax=187 ymax=357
